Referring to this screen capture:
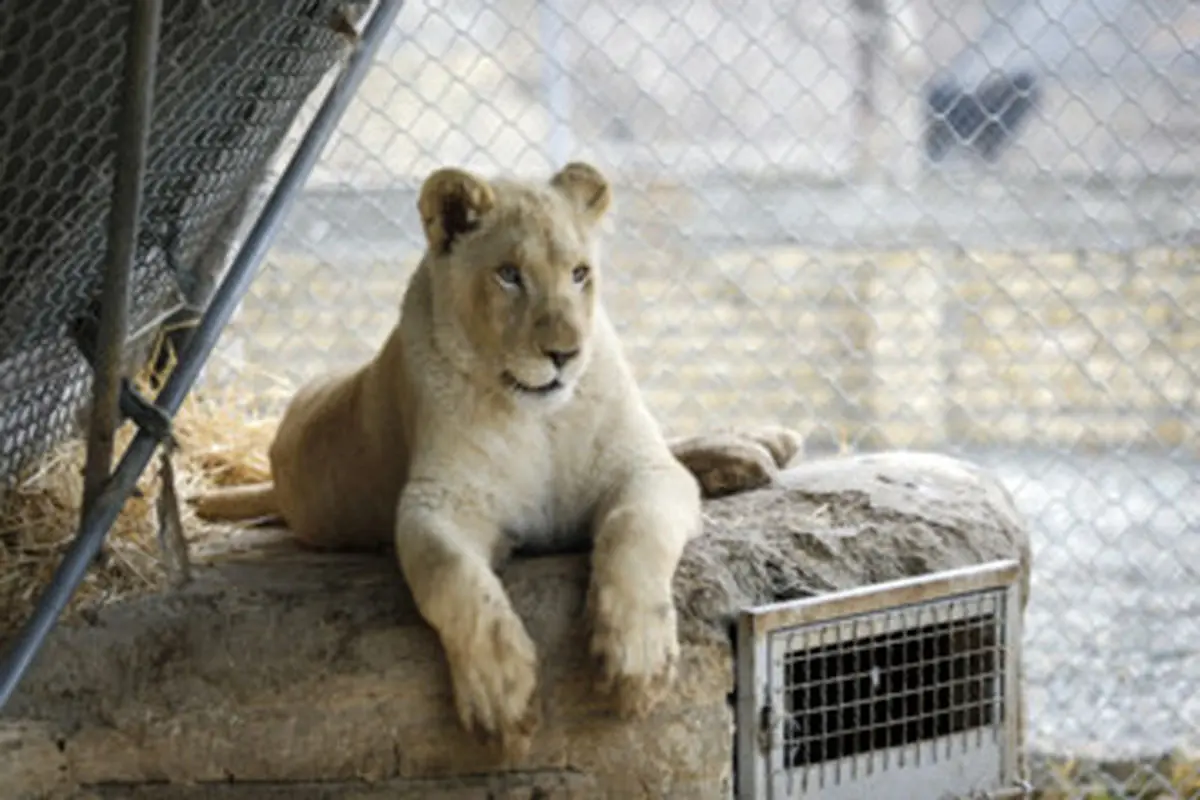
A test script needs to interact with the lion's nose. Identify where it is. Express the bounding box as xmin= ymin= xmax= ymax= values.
xmin=544 ymin=348 xmax=579 ymax=369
